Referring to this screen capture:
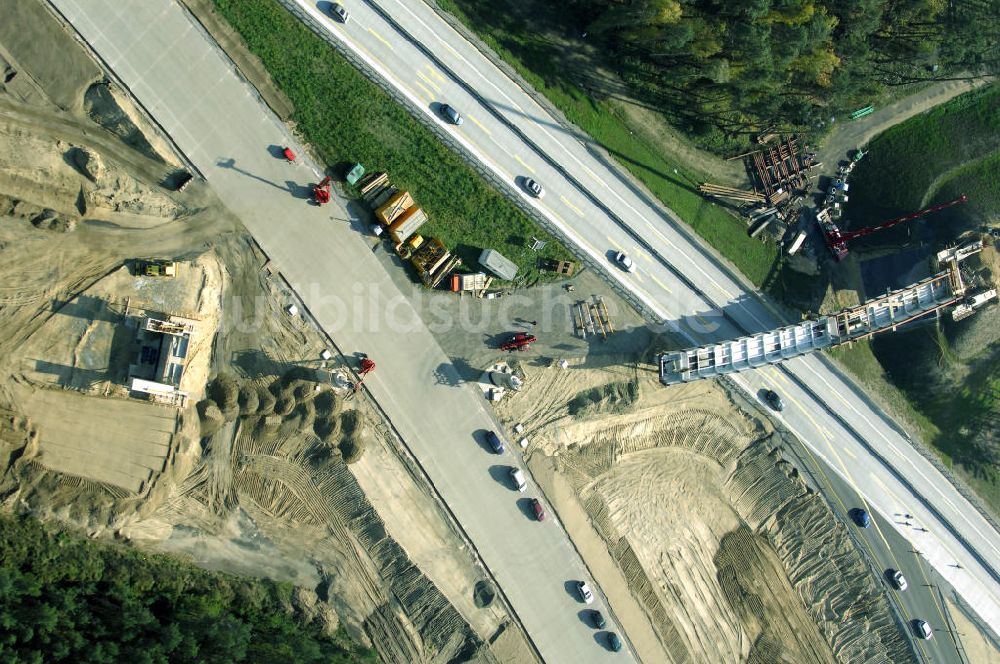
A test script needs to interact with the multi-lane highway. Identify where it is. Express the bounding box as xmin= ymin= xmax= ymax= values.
xmin=49 ymin=1 xmax=638 ymax=661
xmin=266 ymin=0 xmax=1000 ymax=649
xmin=50 ymin=0 xmax=998 ymax=660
